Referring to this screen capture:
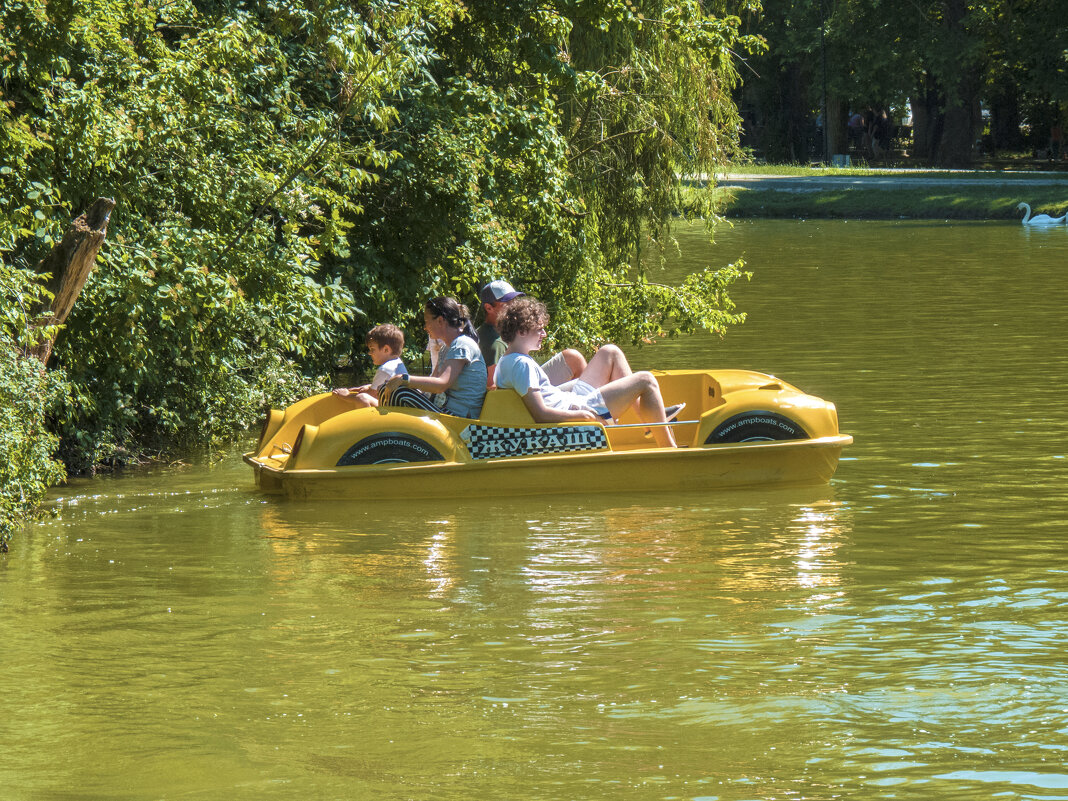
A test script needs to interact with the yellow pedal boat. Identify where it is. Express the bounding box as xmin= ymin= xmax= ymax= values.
xmin=244 ymin=369 xmax=852 ymax=500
